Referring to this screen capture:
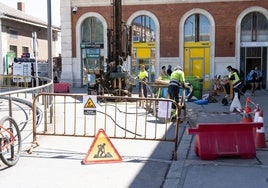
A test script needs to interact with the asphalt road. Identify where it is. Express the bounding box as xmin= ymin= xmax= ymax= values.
xmin=0 ymin=92 xmax=181 ymax=188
